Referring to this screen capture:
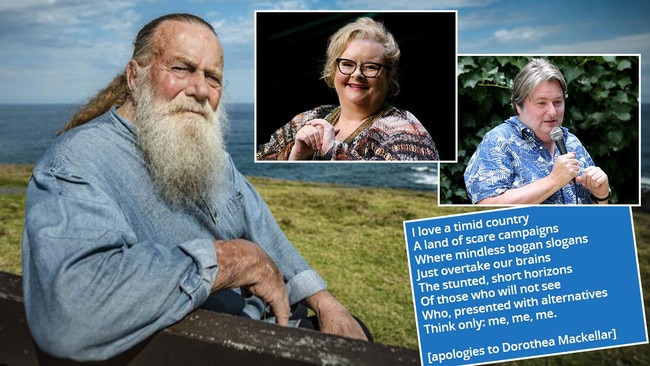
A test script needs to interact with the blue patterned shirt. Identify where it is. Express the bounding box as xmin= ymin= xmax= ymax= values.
xmin=464 ymin=116 xmax=595 ymax=204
